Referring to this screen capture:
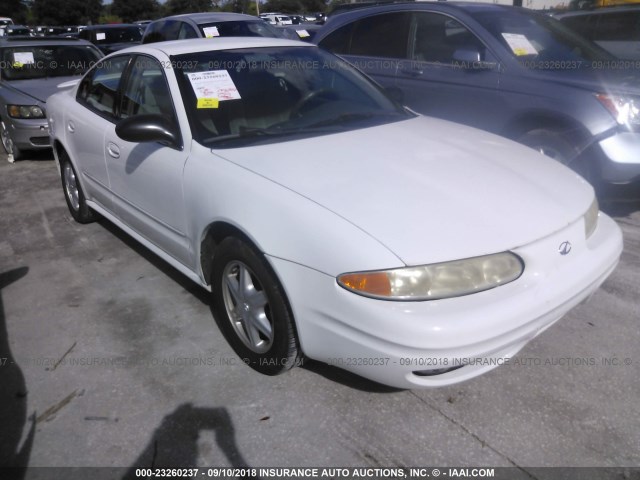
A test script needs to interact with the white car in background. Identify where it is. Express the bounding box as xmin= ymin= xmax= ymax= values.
xmin=47 ymin=38 xmax=622 ymax=389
